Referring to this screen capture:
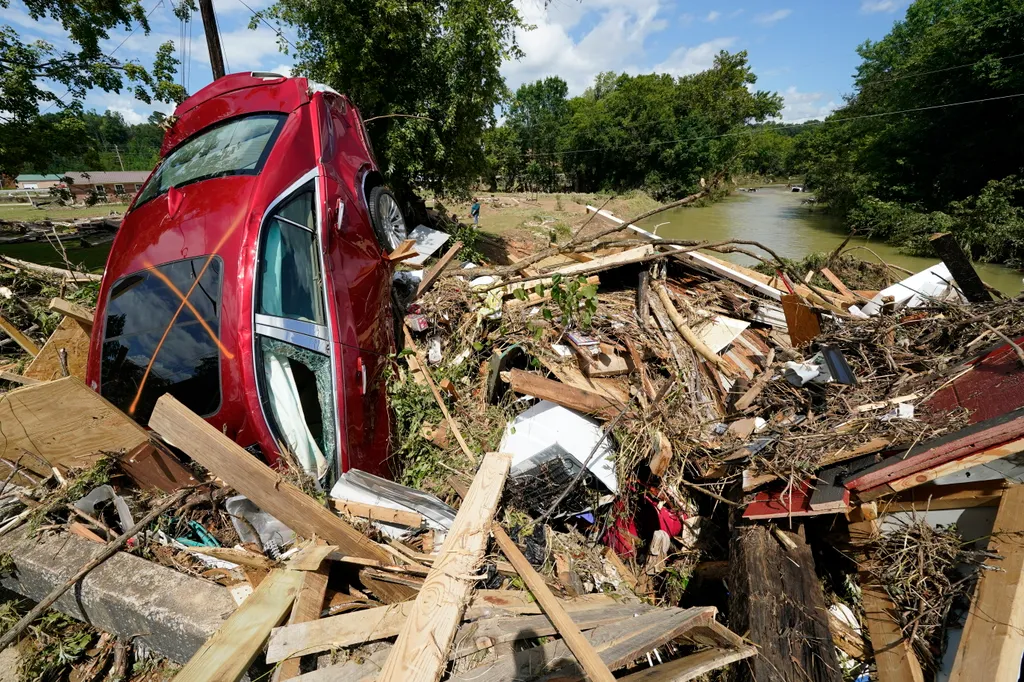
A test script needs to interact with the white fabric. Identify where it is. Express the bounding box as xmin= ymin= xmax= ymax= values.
xmin=265 ymin=350 xmax=328 ymax=479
